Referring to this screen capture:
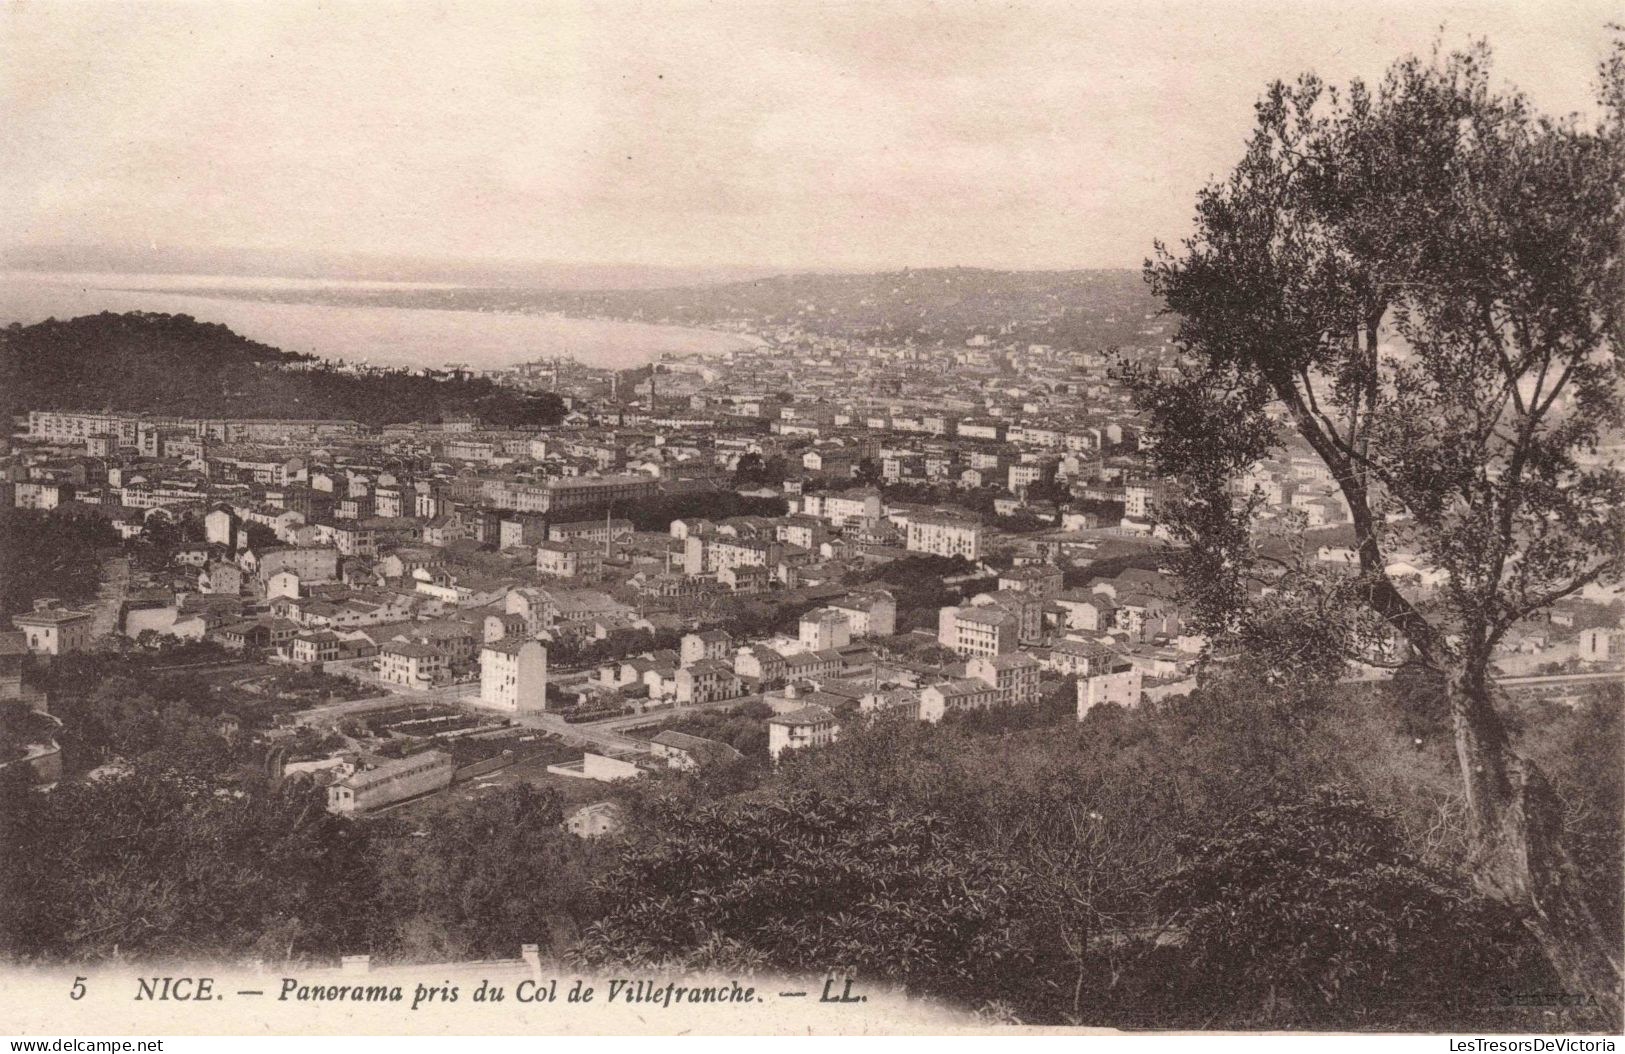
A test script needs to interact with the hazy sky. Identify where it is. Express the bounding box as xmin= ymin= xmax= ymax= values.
xmin=2 ymin=0 xmax=1617 ymax=274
